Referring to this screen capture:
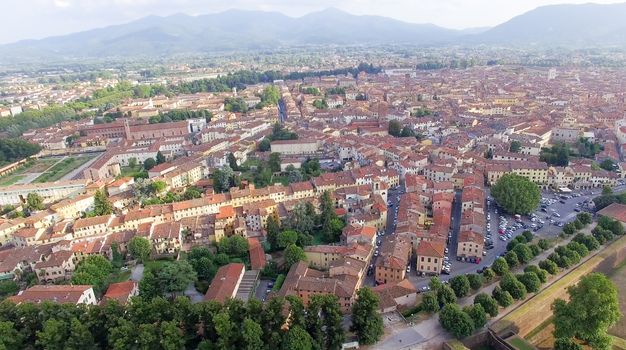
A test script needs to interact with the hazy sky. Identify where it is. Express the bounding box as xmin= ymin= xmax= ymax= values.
xmin=2 ymin=0 xmax=624 ymax=44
